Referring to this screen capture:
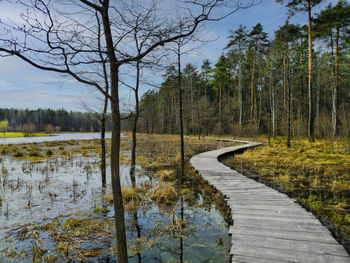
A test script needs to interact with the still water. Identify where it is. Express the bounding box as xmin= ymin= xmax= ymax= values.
xmin=0 ymin=134 xmax=230 ymax=262
xmin=0 ymin=133 xmax=112 ymax=145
